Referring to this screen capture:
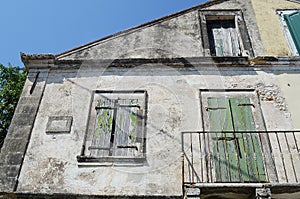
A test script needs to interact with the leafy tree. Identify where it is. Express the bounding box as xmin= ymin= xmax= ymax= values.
xmin=0 ymin=64 xmax=26 ymax=149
